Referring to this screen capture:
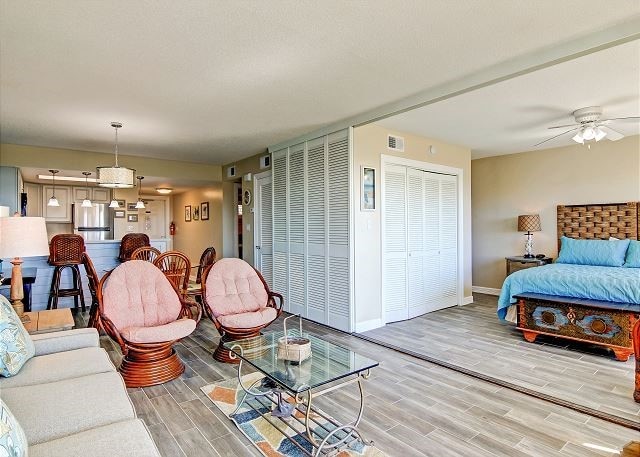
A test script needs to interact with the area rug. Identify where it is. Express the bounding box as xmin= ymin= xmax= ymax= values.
xmin=201 ymin=373 xmax=384 ymax=457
